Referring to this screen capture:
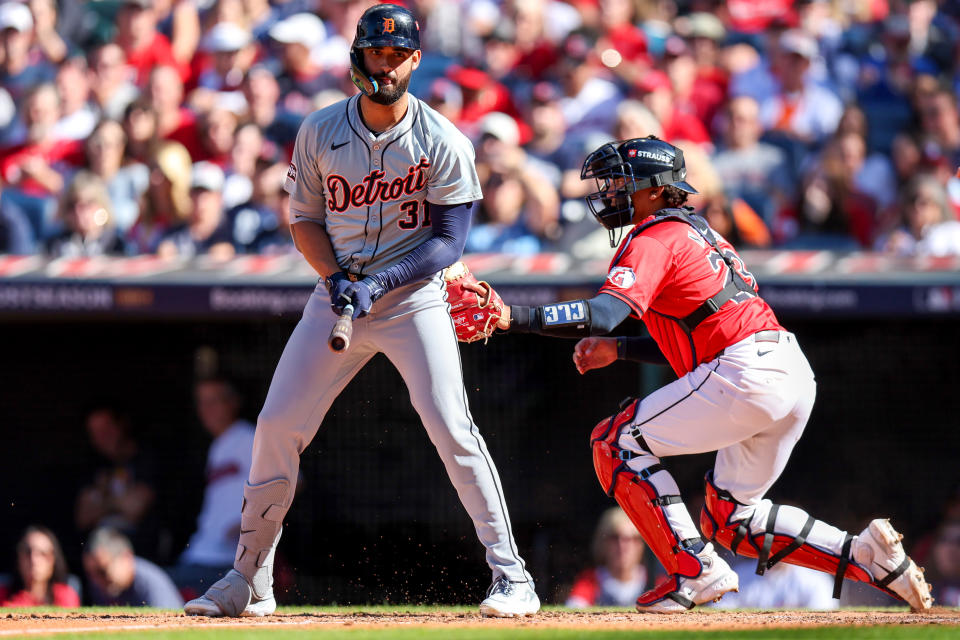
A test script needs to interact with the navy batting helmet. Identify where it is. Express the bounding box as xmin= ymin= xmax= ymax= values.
xmin=350 ymin=4 xmax=421 ymax=96
xmin=581 ymin=135 xmax=697 ymax=235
